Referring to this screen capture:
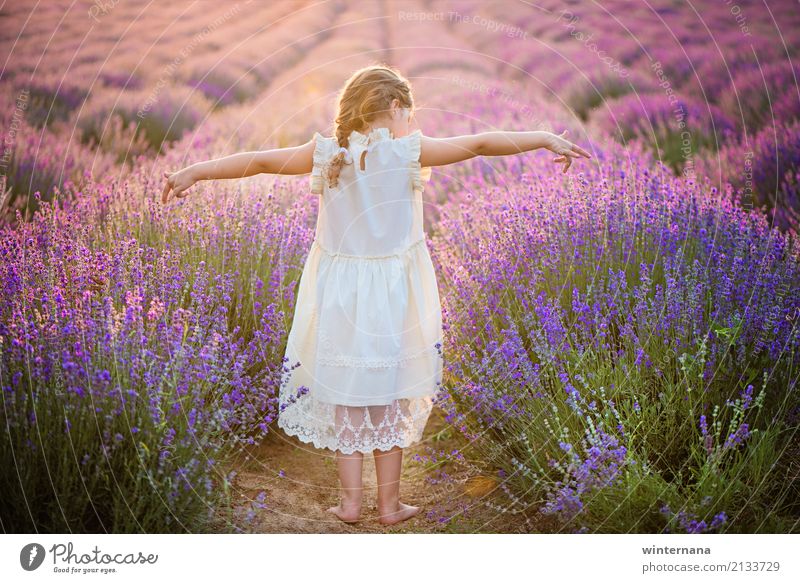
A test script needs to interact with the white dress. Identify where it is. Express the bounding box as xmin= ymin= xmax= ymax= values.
xmin=276 ymin=126 xmax=444 ymax=454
